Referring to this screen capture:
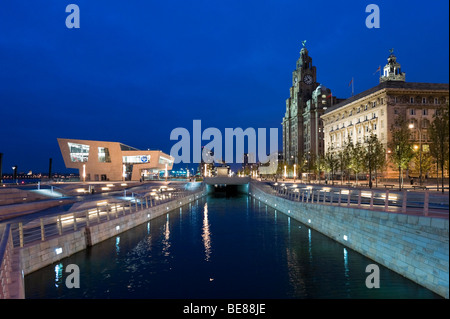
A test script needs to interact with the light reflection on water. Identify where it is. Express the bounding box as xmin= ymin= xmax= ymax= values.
xmin=25 ymin=195 xmax=442 ymax=299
